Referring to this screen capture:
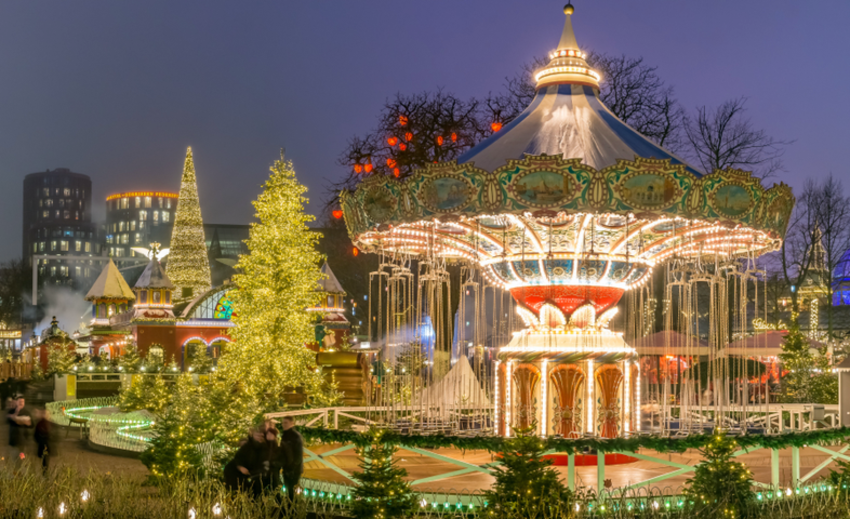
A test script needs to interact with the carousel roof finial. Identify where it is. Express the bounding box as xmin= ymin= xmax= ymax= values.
xmin=535 ymin=3 xmax=600 ymax=89
xmin=557 ymin=3 xmax=579 ymax=50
